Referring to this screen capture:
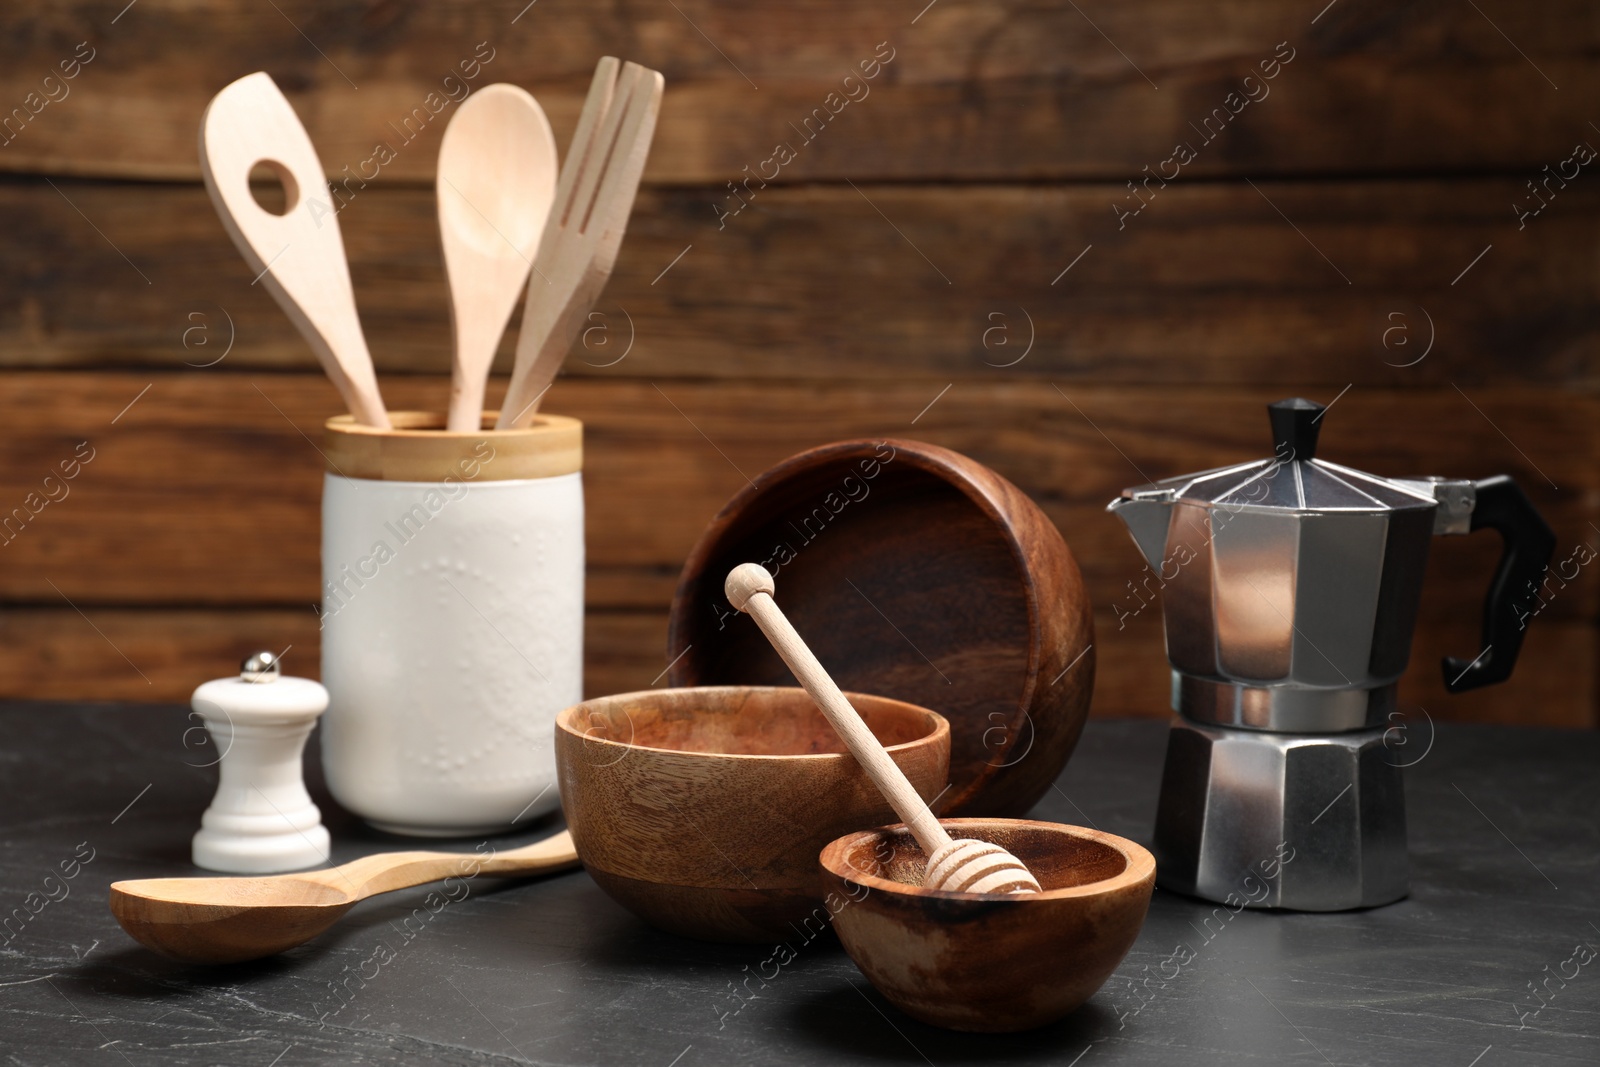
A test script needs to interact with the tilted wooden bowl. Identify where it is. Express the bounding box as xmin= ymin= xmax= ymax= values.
xmin=555 ymin=686 xmax=949 ymax=942
xmin=819 ymin=818 xmax=1155 ymax=1032
xmin=668 ymin=439 xmax=1094 ymax=818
